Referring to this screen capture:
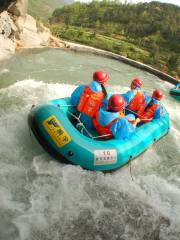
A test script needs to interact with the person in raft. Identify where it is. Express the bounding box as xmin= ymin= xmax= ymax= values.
xmin=176 ymin=83 xmax=180 ymax=89
xmin=135 ymin=89 xmax=164 ymax=124
xmin=71 ymin=70 xmax=109 ymax=129
xmin=93 ymin=94 xmax=140 ymax=140
xmin=122 ymin=78 xmax=149 ymax=116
